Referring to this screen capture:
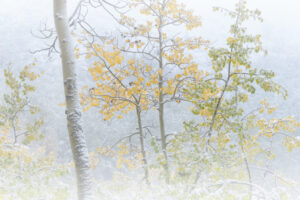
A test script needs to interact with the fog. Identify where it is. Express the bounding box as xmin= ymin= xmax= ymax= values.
xmin=1 ymin=0 xmax=300 ymax=199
